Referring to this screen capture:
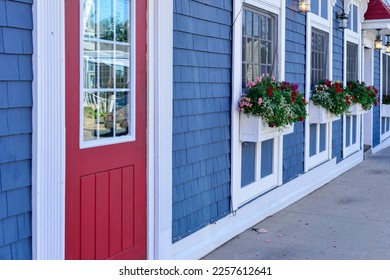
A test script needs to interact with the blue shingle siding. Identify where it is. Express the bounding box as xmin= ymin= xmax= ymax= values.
xmin=283 ymin=2 xmax=305 ymax=184
xmin=373 ymin=51 xmax=381 ymax=147
xmin=332 ymin=1 xmax=344 ymax=162
xmin=172 ymin=0 xmax=232 ymax=242
xmin=0 ymin=0 xmax=33 ymax=260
